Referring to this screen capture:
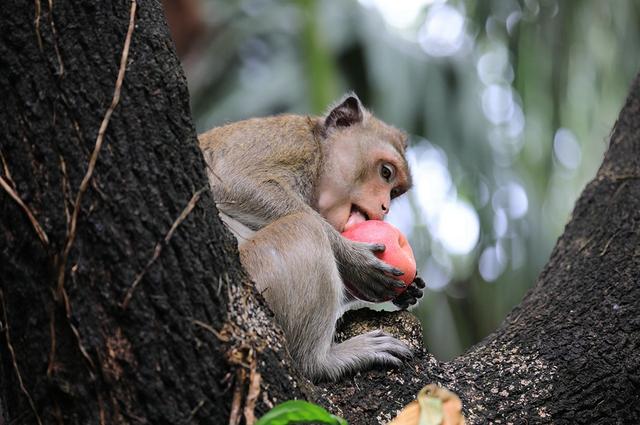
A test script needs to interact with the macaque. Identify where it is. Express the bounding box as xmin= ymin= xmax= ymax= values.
xmin=199 ymin=94 xmax=425 ymax=382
